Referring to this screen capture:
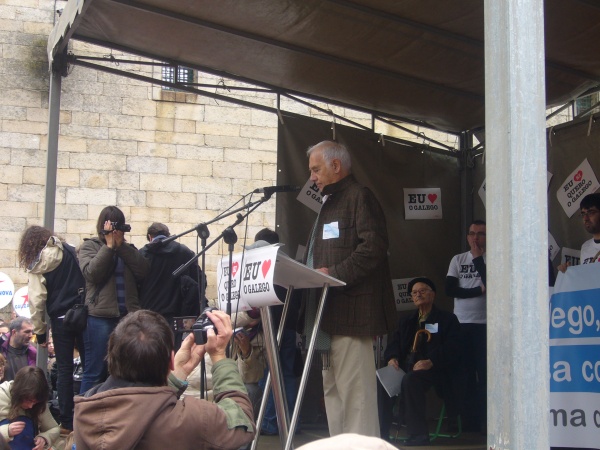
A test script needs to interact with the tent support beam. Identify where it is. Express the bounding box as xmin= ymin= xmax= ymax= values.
xmin=485 ymin=1 xmax=549 ymax=448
